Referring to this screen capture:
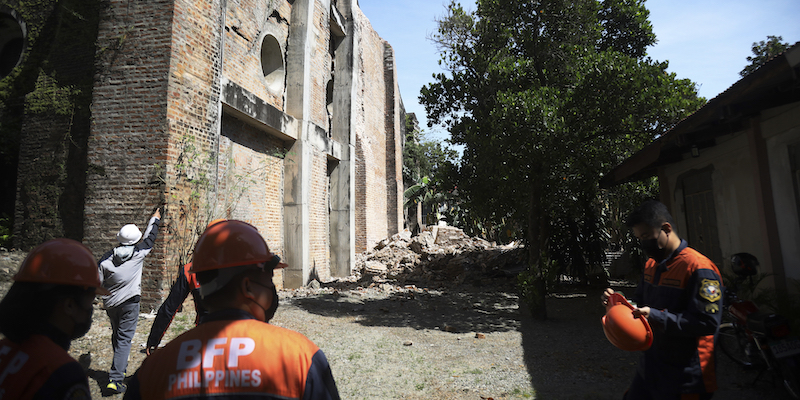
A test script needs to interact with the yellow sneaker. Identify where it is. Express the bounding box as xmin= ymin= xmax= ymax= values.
xmin=106 ymin=381 xmax=127 ymax=394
